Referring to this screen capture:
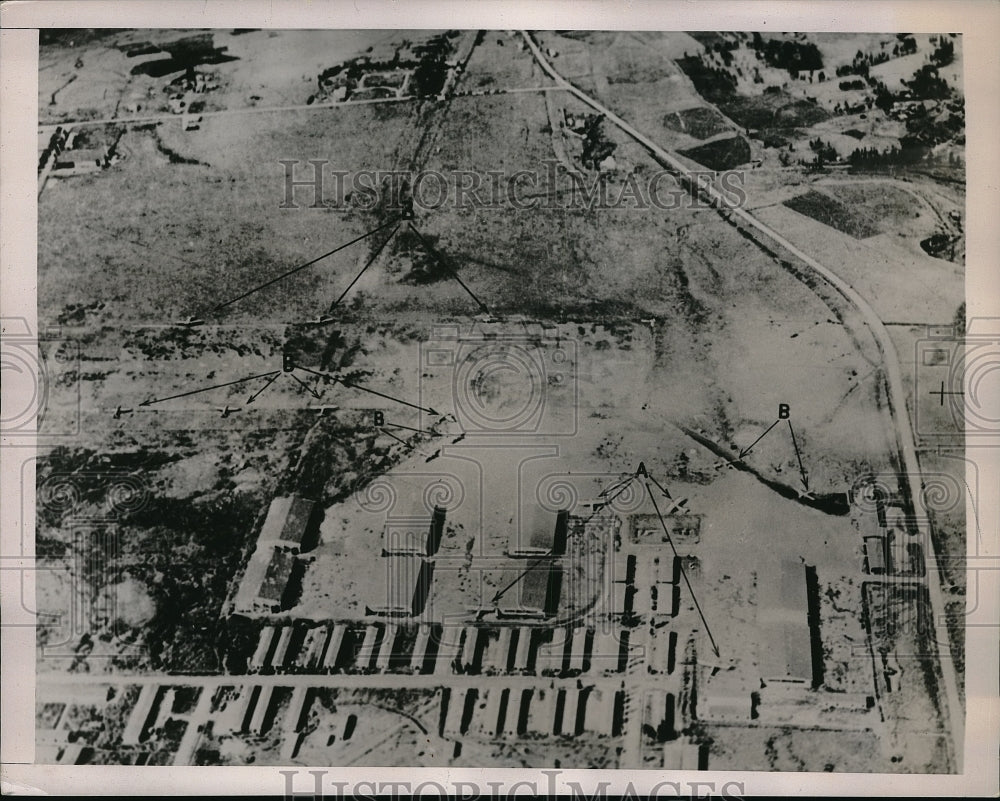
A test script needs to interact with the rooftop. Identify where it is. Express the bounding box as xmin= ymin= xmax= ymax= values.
xmin=259 ymin=495 xmax=315 ymax=547
xmin=258 ymin=549 xmax=298 ymax=602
